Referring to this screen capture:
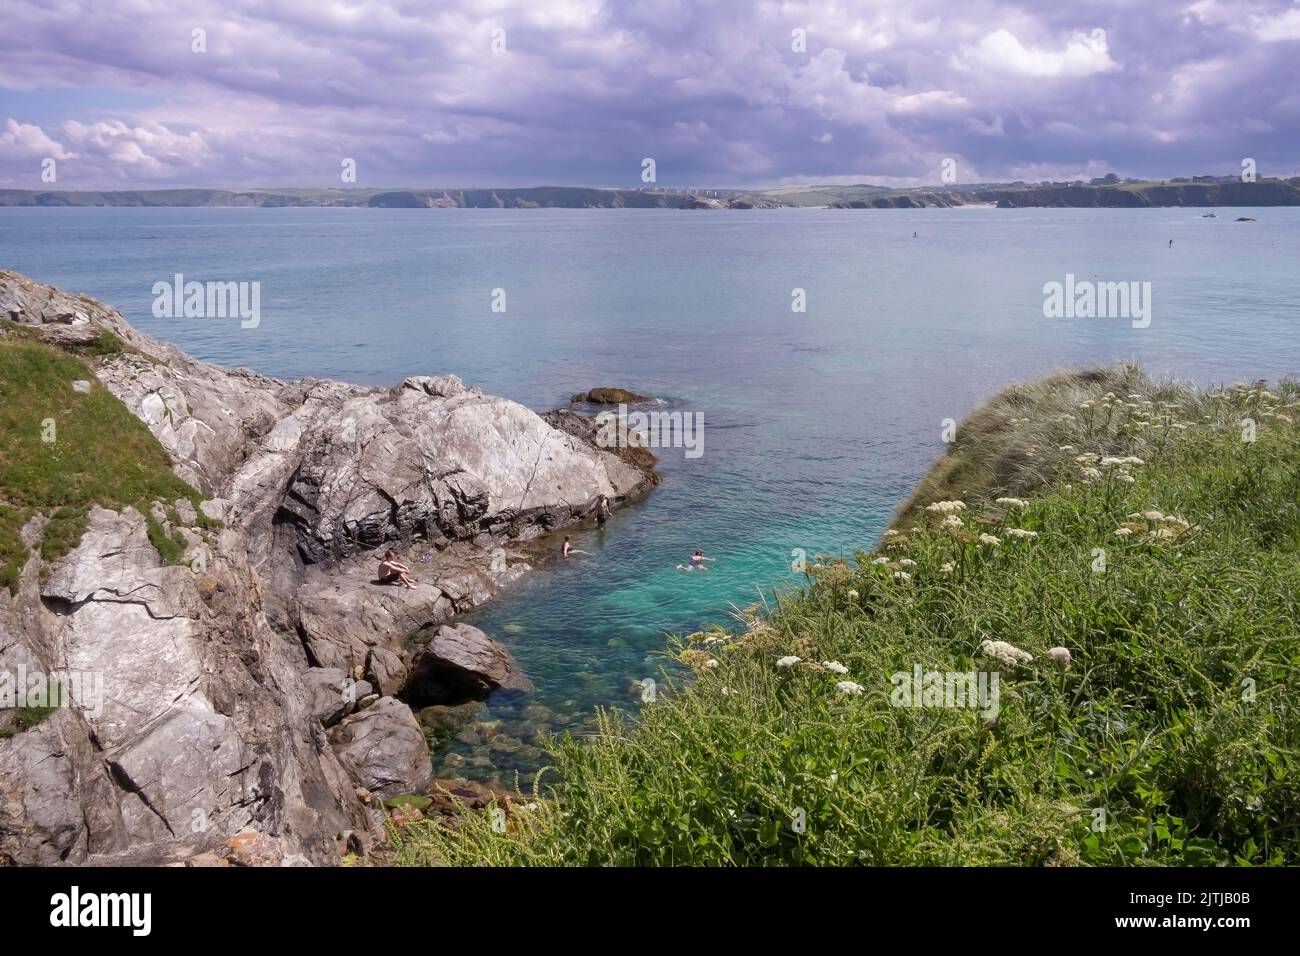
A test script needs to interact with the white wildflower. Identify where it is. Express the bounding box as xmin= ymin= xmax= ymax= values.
xmin=942 ymin=514 xmax=964 ymax=529
xmin=872 ymin=556 xmax=889 ymax=566
xmin=1113 ymin=527 xmax=1133 ymax=537
xmin=893 ymin=571 xmax=913 ymax=582
xmin=822 ymin=661 xmax=849 ymax=675
xmin=979 ymin=639 xmax=1033 ymax=668
xmin=940 ymin=562 xmax=955 ymax=573
xmin=898 ymin=558 xmax=917 ymax=567
xmin=1005 ymin=528 xmax=1038 ymax=540
xmin=705 ymin=659 xmax=719 ymax=669
xmin=925 ymin=500 xmax=967 ymax=515
xmin=776 ymin=656 xmax=800 ymax=668
xmin=846 ymin=589 xmax=859 ymax=600
xmin=835 ymin=681 xmax=865 ymax=695
xmin=1047 ymin=647 xmax=1072 ymax=672
xmin=995 ymin=497 xmax=1029 ymax=508
xmin=978 ymin=533 xmax=1001 ymax=547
